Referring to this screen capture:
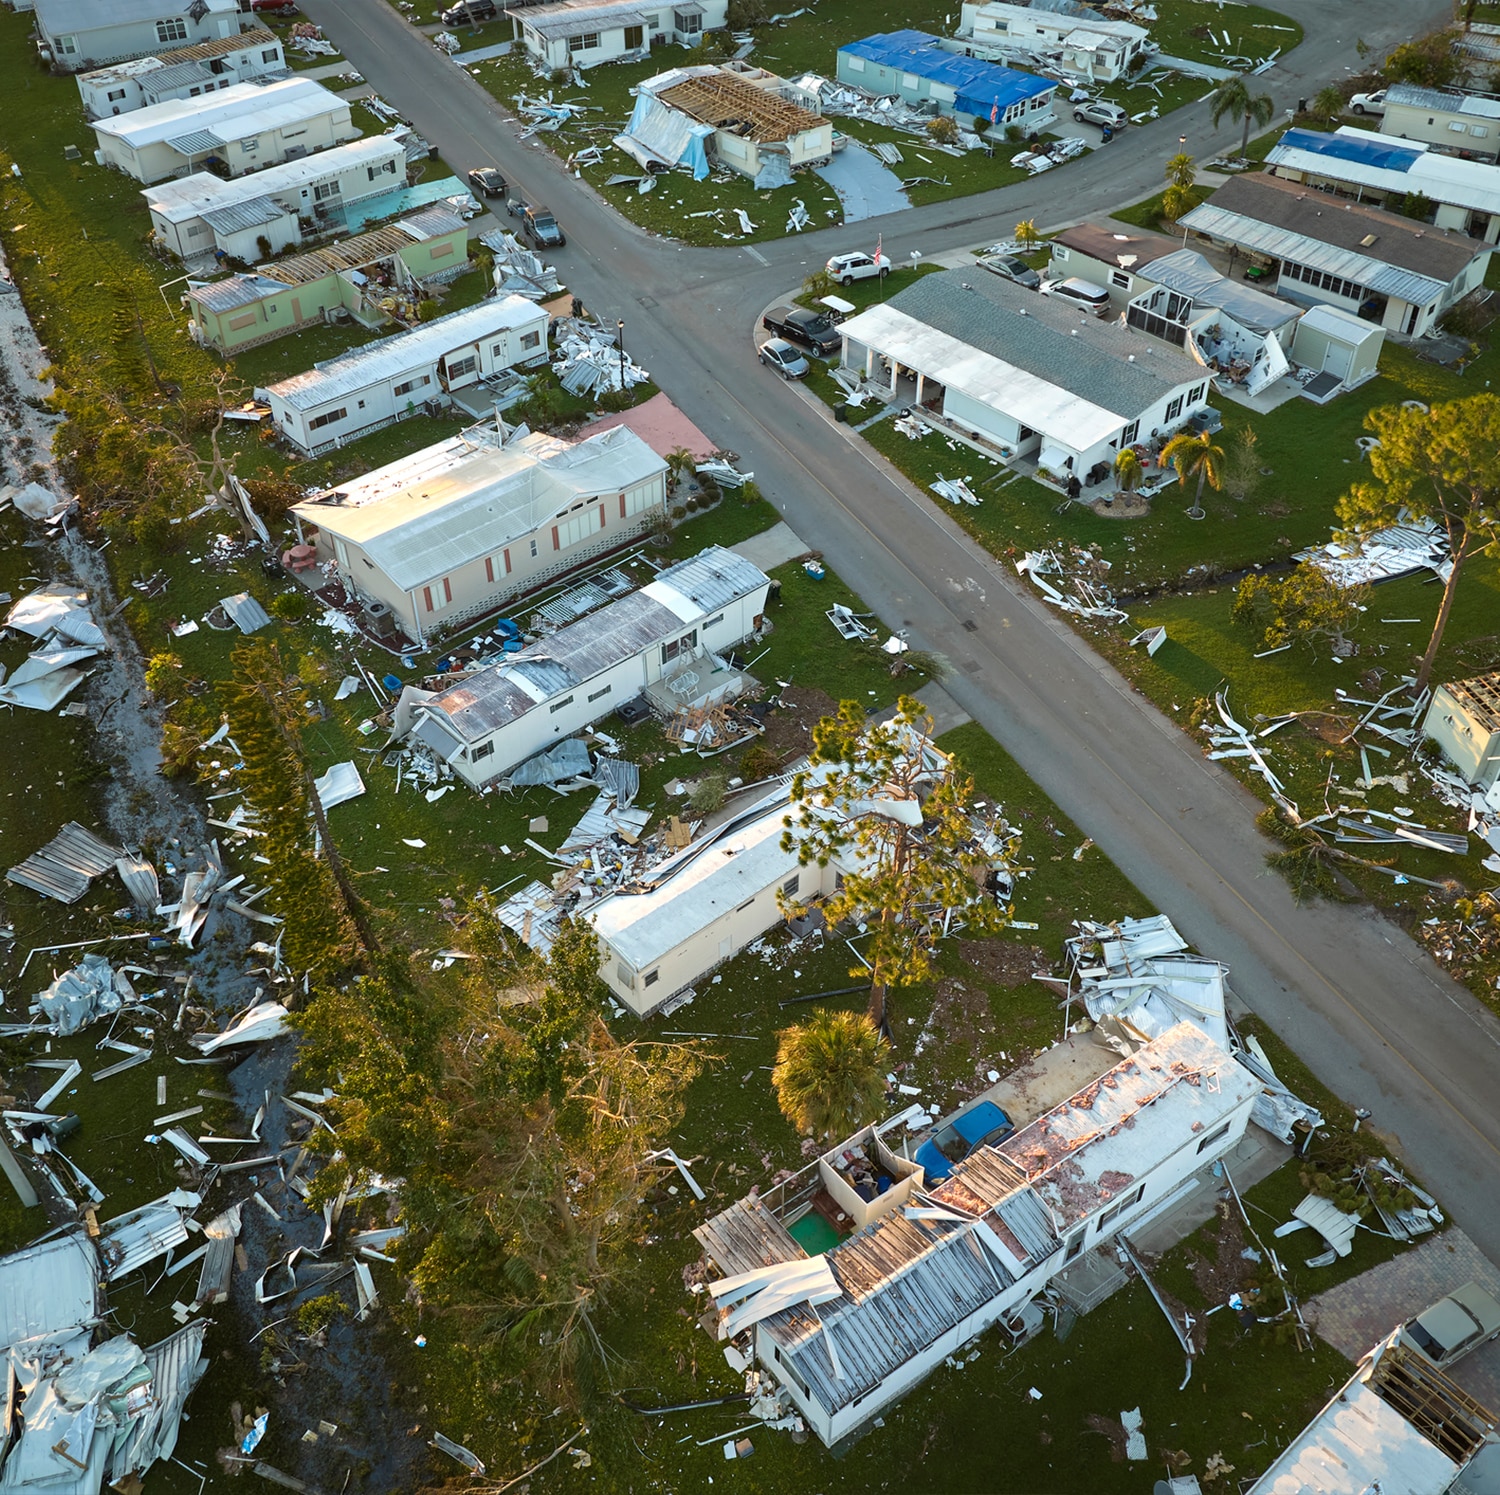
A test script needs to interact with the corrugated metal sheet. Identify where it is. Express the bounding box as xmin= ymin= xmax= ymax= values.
xmin=98 ymin=1202 xmax=189 ymax=1282
xmin=114 ymin=1321 xmax=210 ymax=1477
xmin=1177 ymin=200 xmax=1448 ymax=307
xmin=1386 ymin=82 xmax=1500 ymax=118
xmin=645 ymin=545 xmax=772 ymax=618
xmin=200 ymin=196 xmax=288 ymax=235
xmin=0 ymin=1234 xmax=100 ymax=1347
xmin=185 ymin=273 xmax=289 ymax=313
xmin=148 ymin=61 xmax=216 ymax=94
xmin=8 ymin=821 xmax=123 ymax=904
xmin=219 ymin=593 xmax=272 ymax=634
xmin=1142 ymin=249 xmax=1300 ymax=335
xmin=265 ymin=298 xmax=545 ymax=412
xmin=529 ymin=6 xmax=648 ymax=39
xmin=694 ymin=1196 xmax=804 ymax=1277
